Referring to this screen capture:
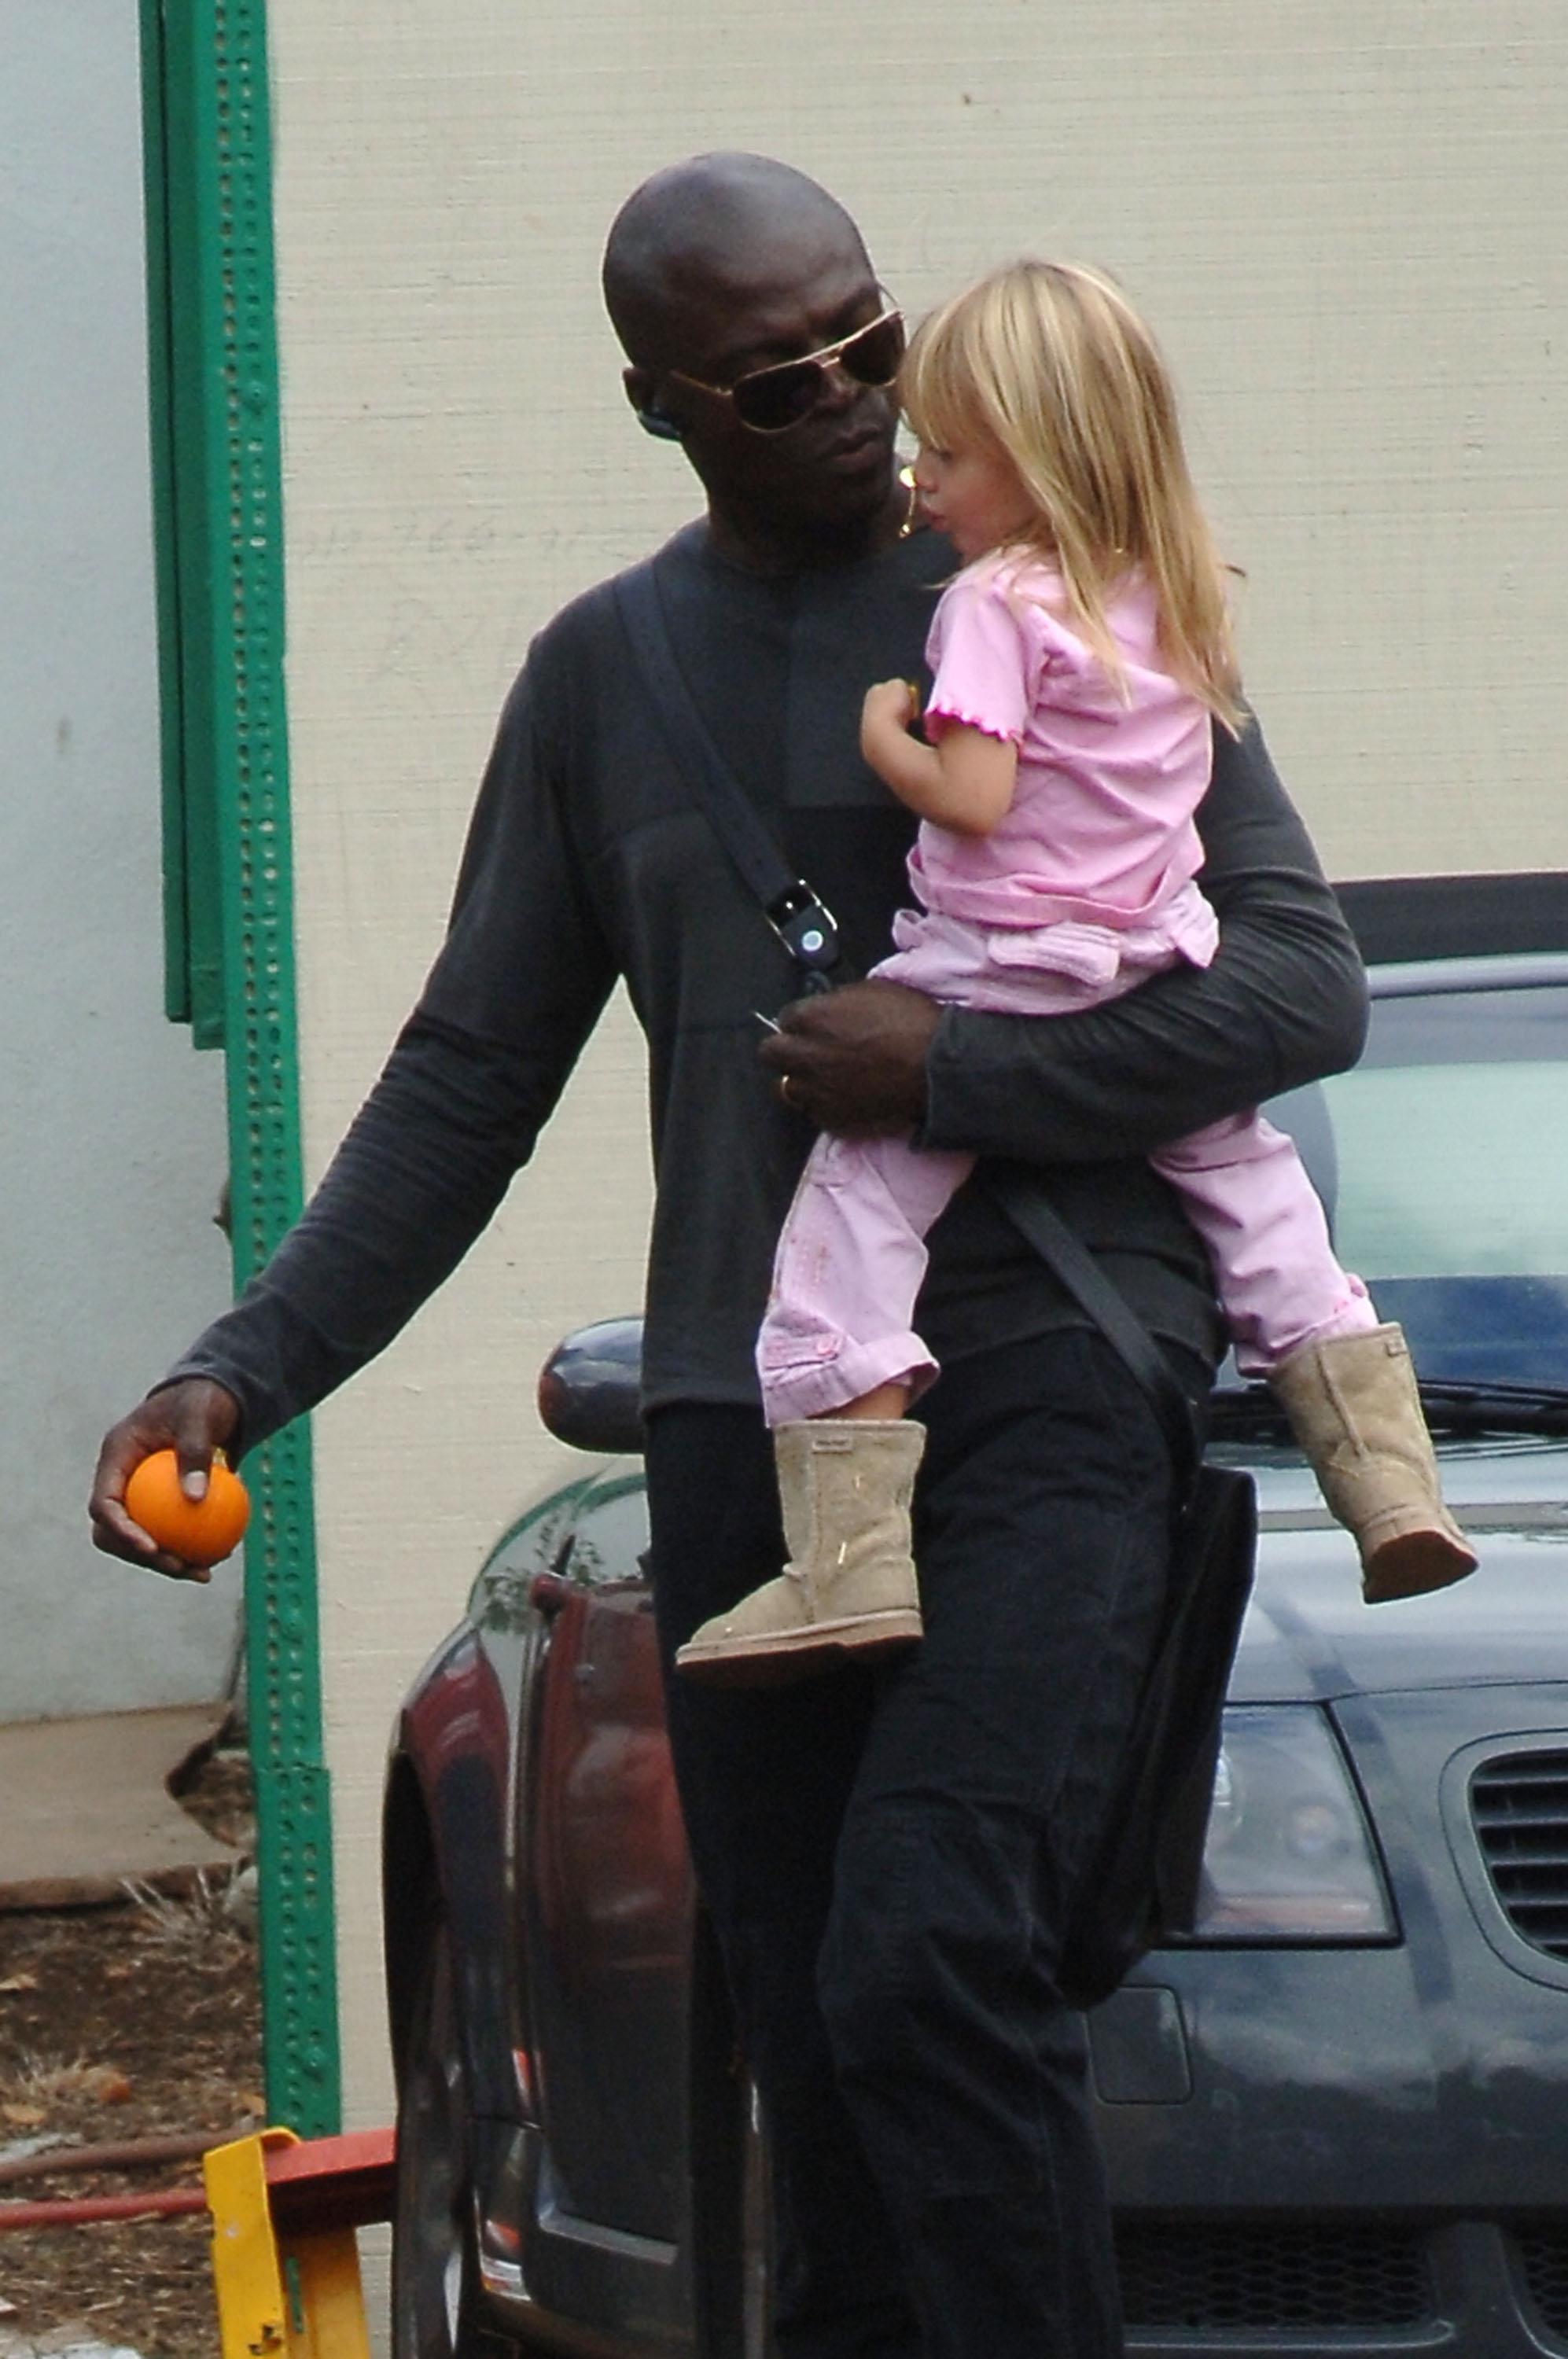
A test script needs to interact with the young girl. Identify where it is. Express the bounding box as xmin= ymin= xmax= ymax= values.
xmin=675 ymin=259 xmax=1474 ymax=1685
